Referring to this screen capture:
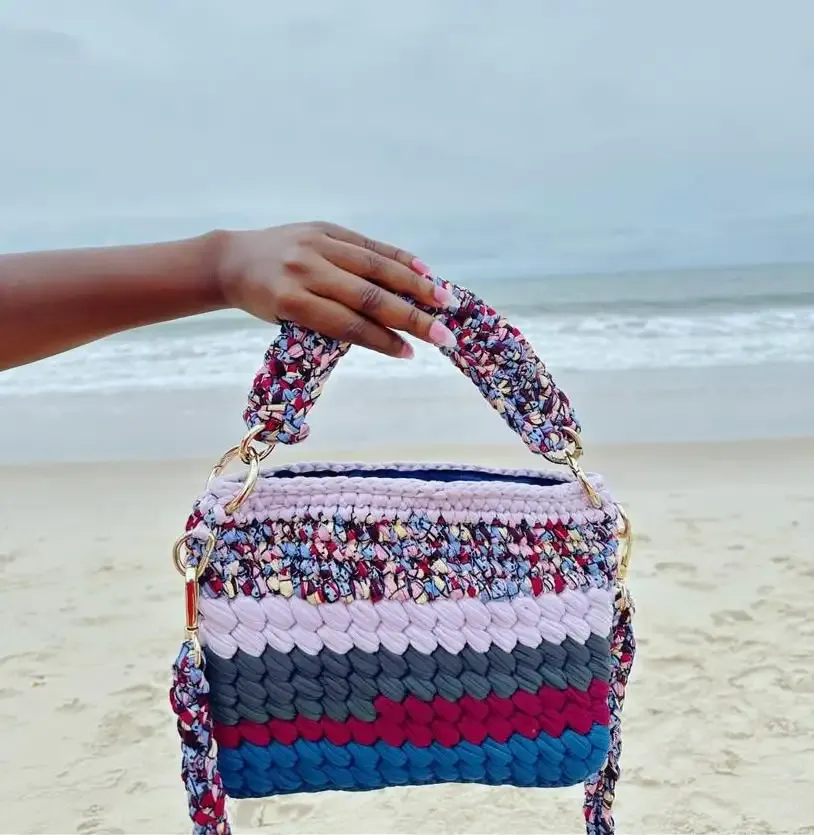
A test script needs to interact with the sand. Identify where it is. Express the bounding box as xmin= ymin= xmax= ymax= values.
xmin=1 ymin=437 xmax=813 ymax=834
